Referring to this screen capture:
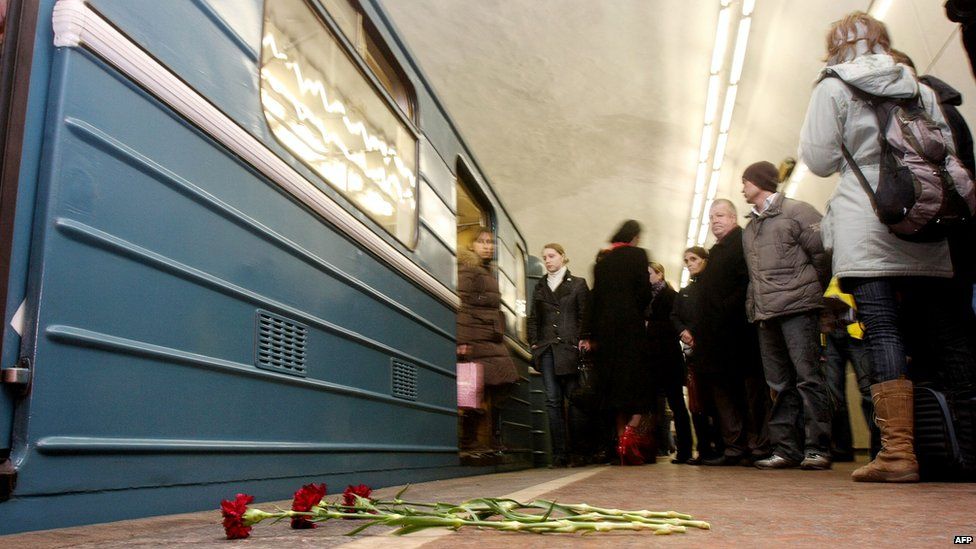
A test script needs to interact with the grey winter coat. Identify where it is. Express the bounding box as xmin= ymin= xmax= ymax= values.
xmin=798 ymin=53 xmax=955 ymax=279
xmin=527 ymin=270 xmax=589 ymax=376
xmin=743 ymin=193 xmax=829 ymax=322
